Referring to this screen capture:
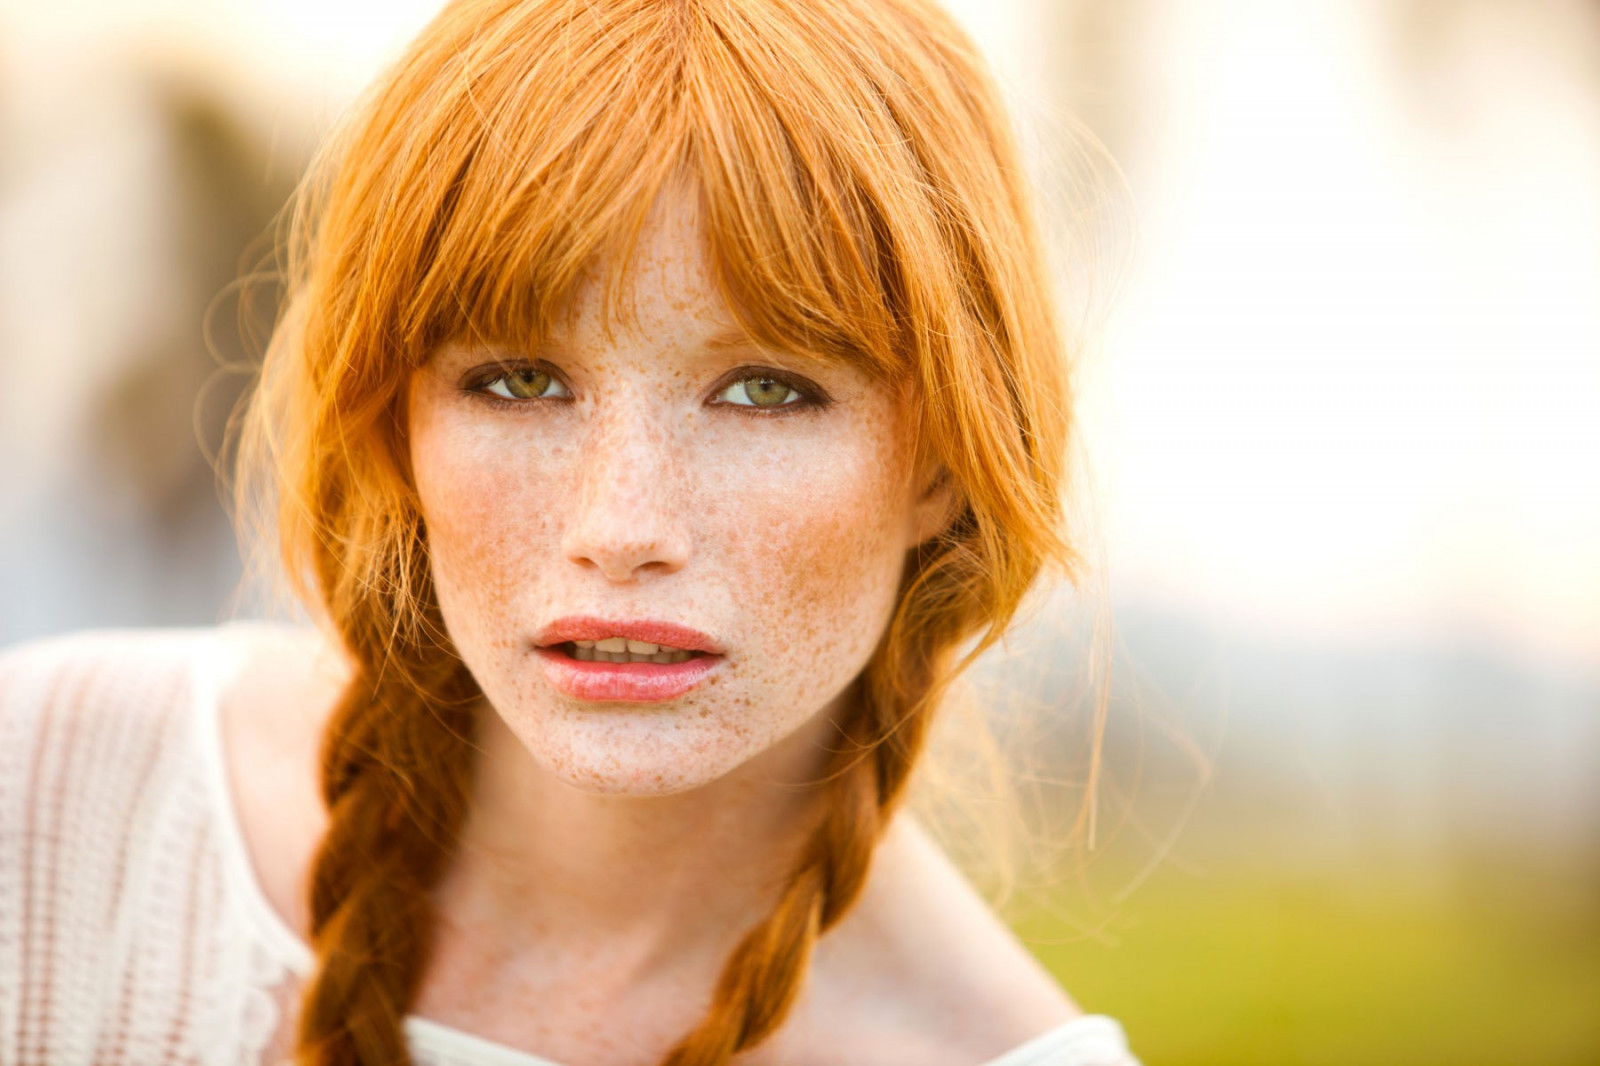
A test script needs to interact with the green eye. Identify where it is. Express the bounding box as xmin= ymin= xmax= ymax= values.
xmin=485 ymin=367 xmax=569 ymax=401
xmin=720 ymin=375 xmax=799 ymax=408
